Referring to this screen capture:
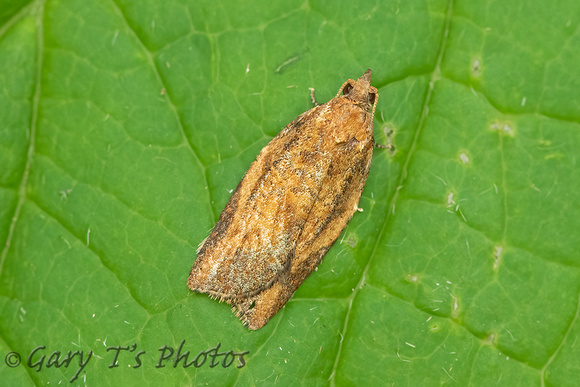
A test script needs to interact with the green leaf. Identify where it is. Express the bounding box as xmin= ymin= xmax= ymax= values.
xmin=1 ymin=0 xmax=579 ymax=385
